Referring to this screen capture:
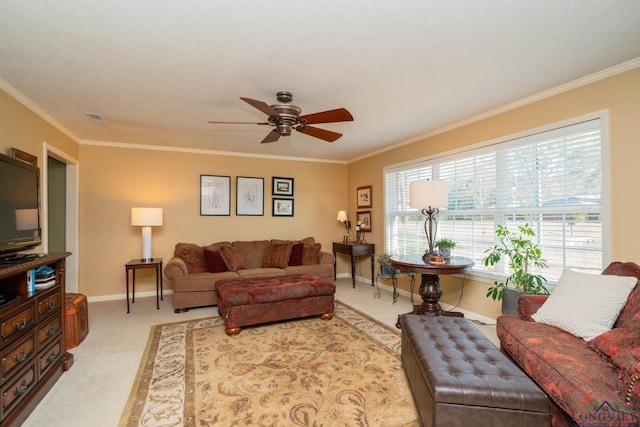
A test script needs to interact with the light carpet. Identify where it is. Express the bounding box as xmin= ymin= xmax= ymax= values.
xmin=119 ymin=301 xmax=420 ymax=426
